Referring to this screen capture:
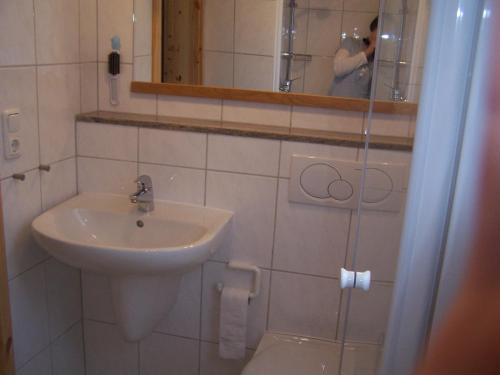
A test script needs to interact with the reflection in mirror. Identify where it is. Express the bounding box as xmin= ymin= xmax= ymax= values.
xmin=133 ymin=0 xmax=429 ymax=103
